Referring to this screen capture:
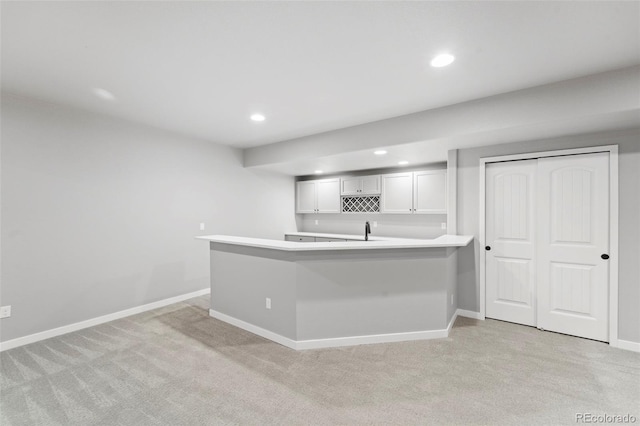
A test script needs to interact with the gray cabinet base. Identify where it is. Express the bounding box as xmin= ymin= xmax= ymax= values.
xmin=209 ymin=243 xmax=459 ymax=350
